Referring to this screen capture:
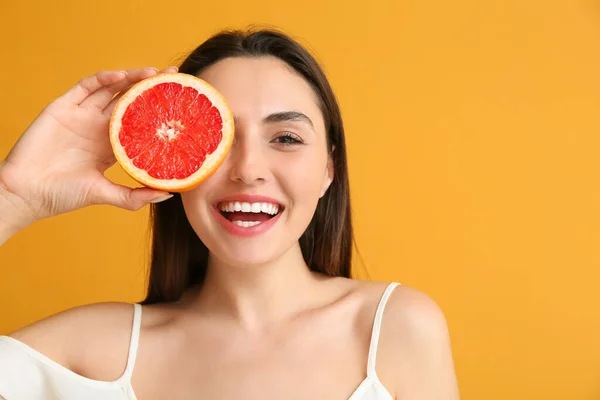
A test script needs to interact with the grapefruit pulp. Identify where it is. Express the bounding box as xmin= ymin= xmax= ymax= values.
xmin=109 ymin=72 xmax=234 ymax=192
